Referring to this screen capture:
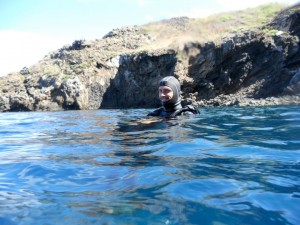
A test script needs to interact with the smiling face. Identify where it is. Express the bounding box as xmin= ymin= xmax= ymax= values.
xmin=159 ymin=86 xmax=174 ymax=103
